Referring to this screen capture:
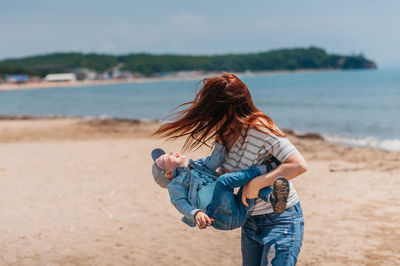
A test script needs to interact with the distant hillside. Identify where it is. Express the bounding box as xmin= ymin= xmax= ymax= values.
xmin=0 ymin=47 xmax=377 ymax=77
